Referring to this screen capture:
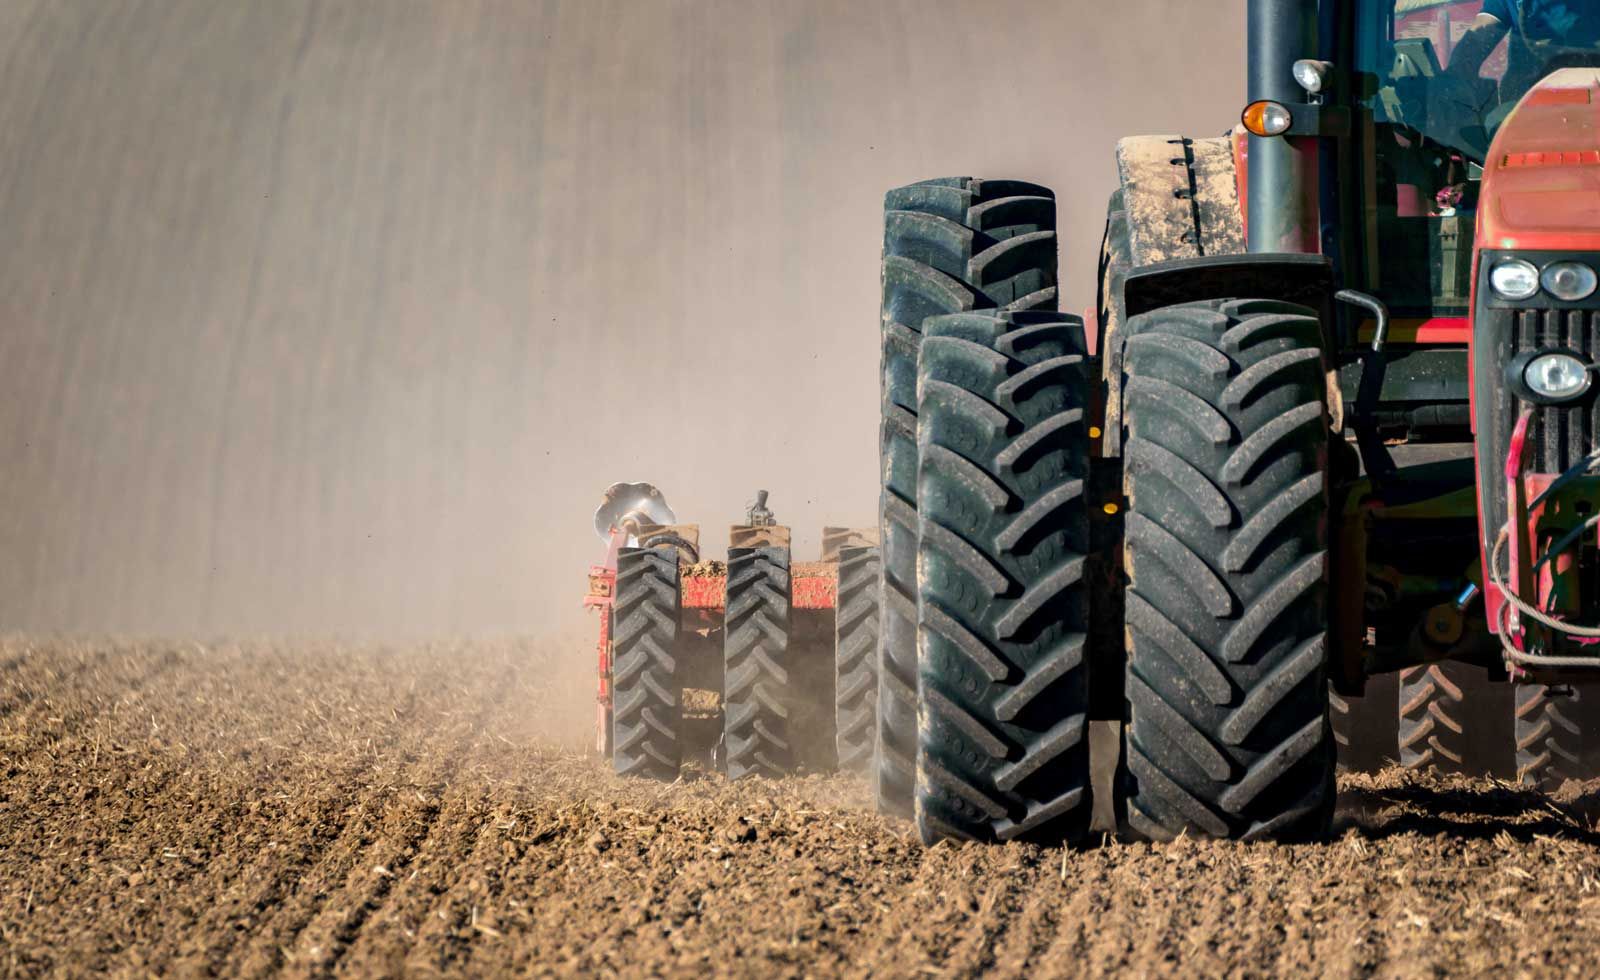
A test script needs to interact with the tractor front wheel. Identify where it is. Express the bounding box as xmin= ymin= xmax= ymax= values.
xmin=1398 ymin=663 xmax=1469 ymax=772
xmin=1515 ymin=683 xmax=1597 ymax=788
